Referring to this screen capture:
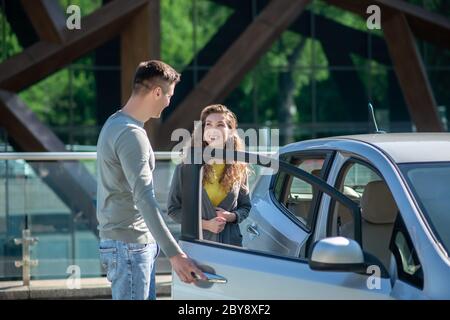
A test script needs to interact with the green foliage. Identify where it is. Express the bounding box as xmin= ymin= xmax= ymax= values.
xmin=161 ymin=0 xmax=231 ymax=70
xmin=310 ymin=0 xmax=370 ymax=33
xmin=0 ymin=11 xmax=22 ymax=62
xmin=19 ymin=55 xmax=97 ymax=128
xmin=58 ymin=0 xmax=102 ymax=16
